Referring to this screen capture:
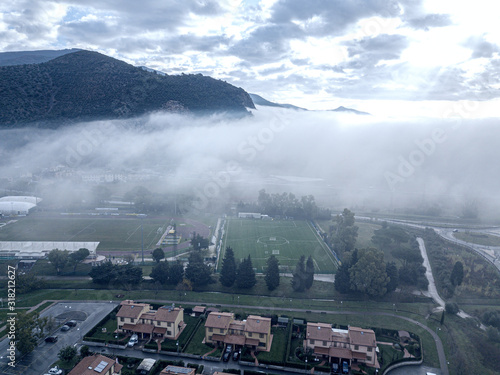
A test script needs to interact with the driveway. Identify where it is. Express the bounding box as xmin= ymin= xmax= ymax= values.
xmin=0 ymin=301 xmax=118 ymax=375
